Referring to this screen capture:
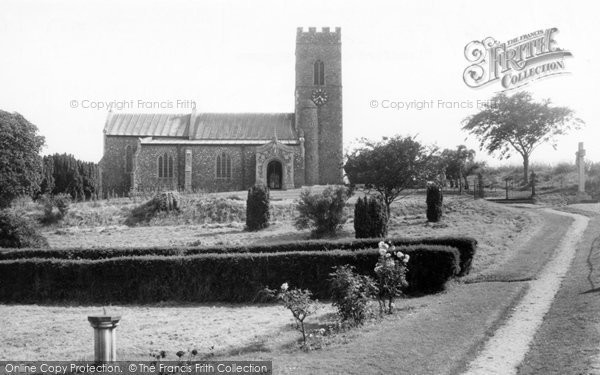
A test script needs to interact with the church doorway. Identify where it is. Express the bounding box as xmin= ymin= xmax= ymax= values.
xmin=267 ymin=160 xmax=283 ymax=190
